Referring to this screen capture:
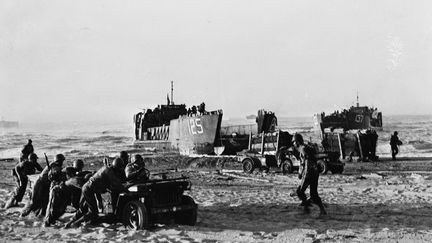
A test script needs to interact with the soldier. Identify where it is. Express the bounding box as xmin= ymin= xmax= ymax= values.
xmin=370 ymin=130 xmax=379 ymax=161
xmin=390 ymin=131 xmax=402 ymax=160
xmin=65 ymin=158 xmax=126 ymax=228
xmin=120 ymin=151 xmax=130 ymax=166
xmin=44 ymin=160 xmax=99 ymax=226
xmin=20 ymin=139 xmax=34 ymax=162
xmin=125 ymin=154 xmax=149 ymax=182
xmin=44 ymin=166 xmax=75 ymax=226
xmin=21 ymin=154 xmax=65 ymax=217
xmin=292 ymin=133 xmax=327 ymax=216
xmin=4 ymin=153 xmax=43 ymax=209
